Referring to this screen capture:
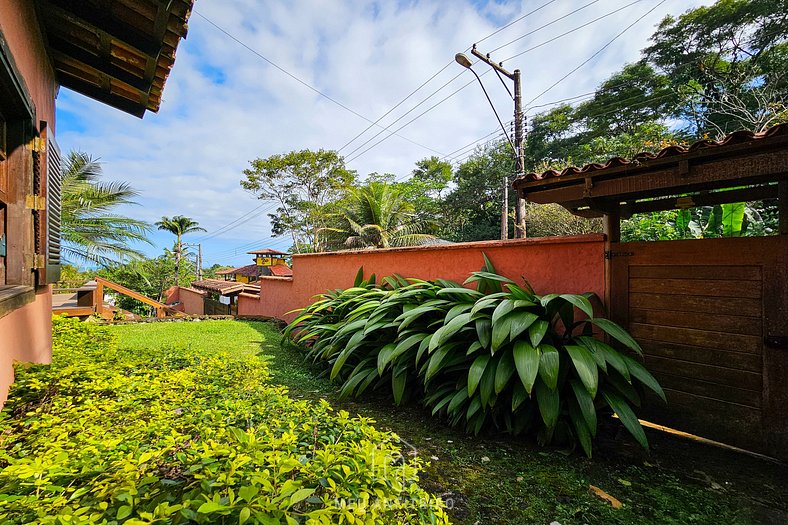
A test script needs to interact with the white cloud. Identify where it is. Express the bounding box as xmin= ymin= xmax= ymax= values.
xmin=56 ymin=0 xmax=713 ymax=267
